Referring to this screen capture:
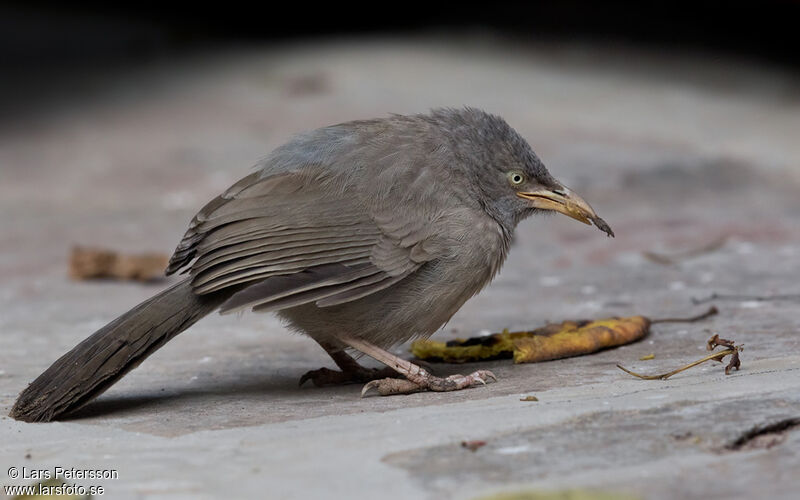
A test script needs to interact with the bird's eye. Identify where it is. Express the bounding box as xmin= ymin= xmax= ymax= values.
xmin=507 ymin=171 xmax=526 ymax=186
